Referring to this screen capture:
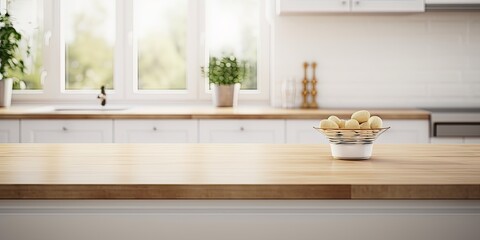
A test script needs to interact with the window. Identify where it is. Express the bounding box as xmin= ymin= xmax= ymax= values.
xmin=205 ymin=0 xmax=259 ymax=90
xmin=9 ymin=0 xmax=269 ymax=102
xmin=62 ymin=0 xmax=115 ymax=90
xmin=6 ymin=0 xmax=44 ymax=90
xmin=135 ymin=0 xmax=187 ymax=91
